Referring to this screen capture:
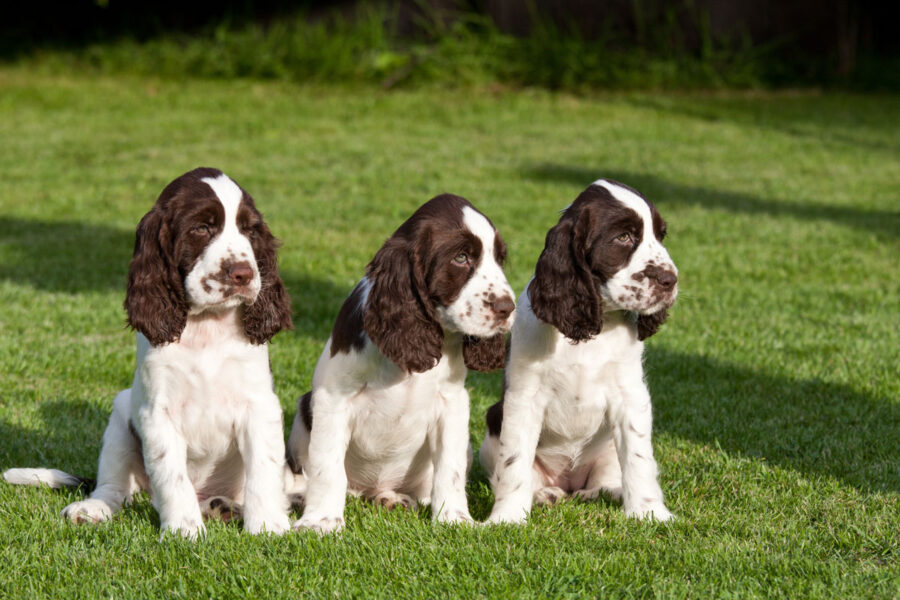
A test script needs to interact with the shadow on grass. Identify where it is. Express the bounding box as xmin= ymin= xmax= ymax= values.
xmin=0 ymin=398 xmax=109 ymax=475
xmin=648 ymin=347 xmax=899 ymax=494
xmin=523 ymin=164 xmax=900 ymax=239
xmin=0 ymin=217 xmax=133 ymax=293
xmin=0 ymin=216 xmax=355 ymax=342
xmin=466 ymin=348 xmax=899 ymax=495
xmin=627 ymin=96 xmax=900 ymax=155
xmin=281 ymin=272 xmax=352 ymax=344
